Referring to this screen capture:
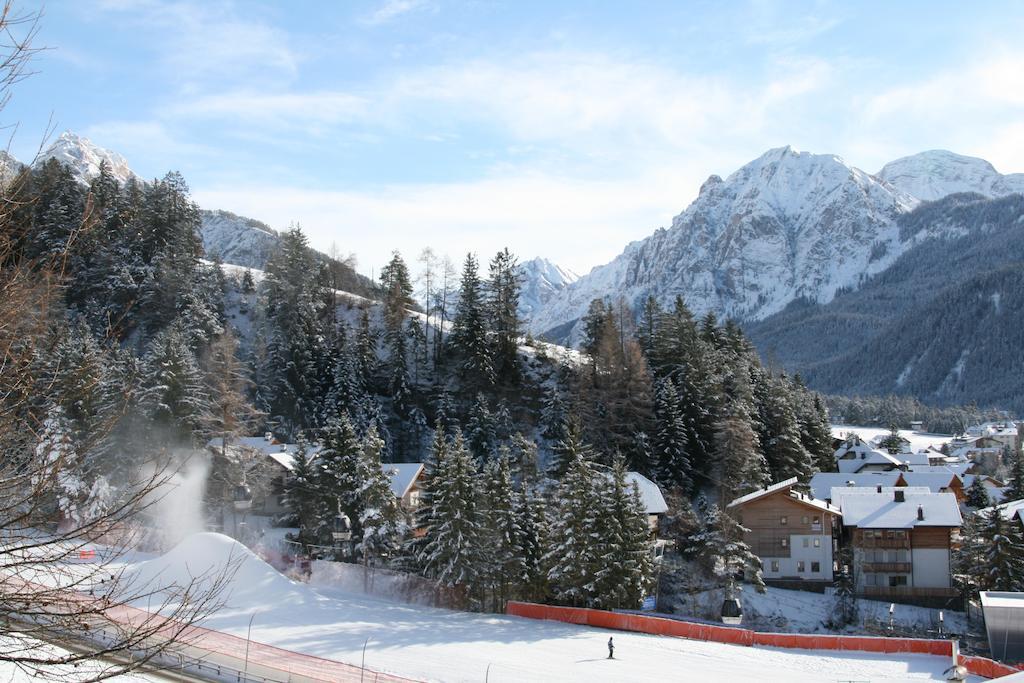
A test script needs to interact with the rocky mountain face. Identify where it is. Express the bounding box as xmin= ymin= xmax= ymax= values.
xmin=529 ymin=147 xmax=920 ymax=343
xmin=518 ymin=257 xmax=578 ymax=323
xmin=747 ymin=193 xmax=1024 ymax=412
xmin=199 ymin=209 xmax=280 ymax=270
xmin=40 ymin=131 xmax=136 ymax=186
xmin=877 ymin=150 xmax=1024 ymax=201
